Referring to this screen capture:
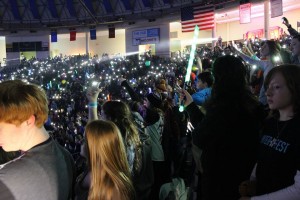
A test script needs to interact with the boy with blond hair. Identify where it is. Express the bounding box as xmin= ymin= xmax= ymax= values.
xmin=0 ymin=80 xmax=74 ymax=200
